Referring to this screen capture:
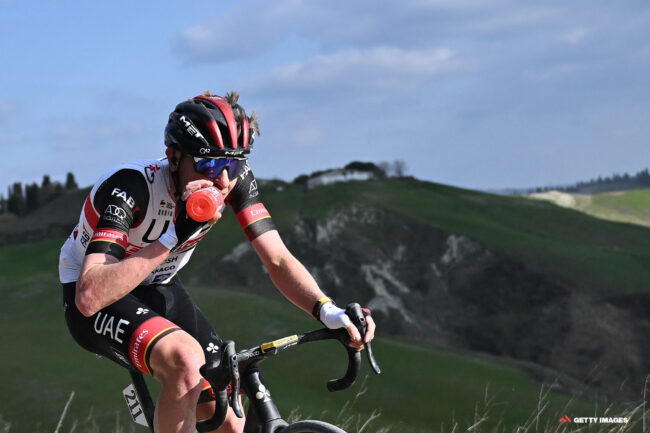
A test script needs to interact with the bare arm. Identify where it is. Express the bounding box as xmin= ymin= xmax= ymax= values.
xmin=251 ymin=230 xmax=326 ymax=314
xmin=76 ymin=241 xmax=171 ymax=317
xmin=251 ymin=230 xmax=375 ymax=347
